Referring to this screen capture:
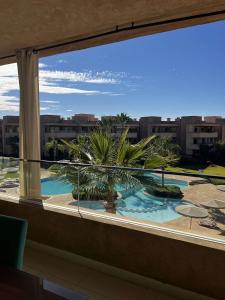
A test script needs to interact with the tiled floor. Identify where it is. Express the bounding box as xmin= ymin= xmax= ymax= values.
xmin=23 ymin=244 xmax=180 ymax=300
